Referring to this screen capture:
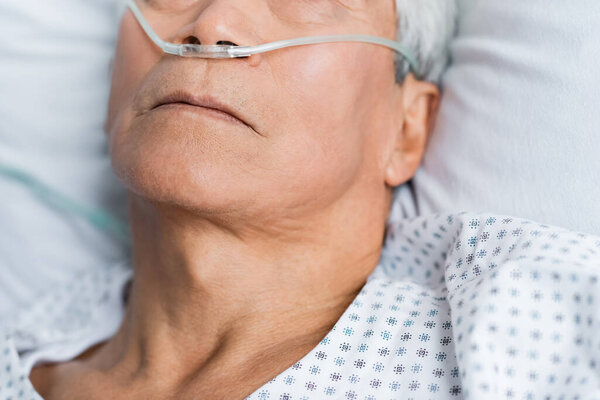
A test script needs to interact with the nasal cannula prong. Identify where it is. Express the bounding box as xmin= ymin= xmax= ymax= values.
xmin=124 ymin=0 xmax=420 ymax=72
